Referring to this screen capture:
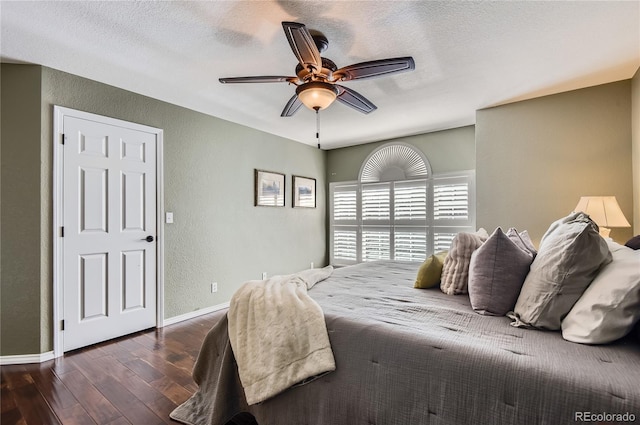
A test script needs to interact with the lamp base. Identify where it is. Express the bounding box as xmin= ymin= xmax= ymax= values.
xmin=599 ymin=227 xmax=611 ymax=238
